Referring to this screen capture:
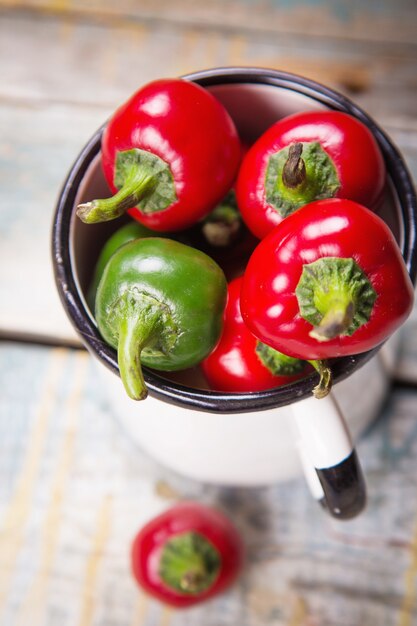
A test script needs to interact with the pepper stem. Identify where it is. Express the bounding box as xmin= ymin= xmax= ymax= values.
xmin=308 ymin=360 xmax=333 ymax=399
xmin=77 ymin=168 xmax=156 ymax=224
xmin=114 ymin=290 xmax=178 ymax=401
xmin=159 ymin=531 xmax=221 ymax=595
xmin=201 ymin=198 xmax=242 ymax=247
xmin=117 ymin=310 xmax=159 ymax=401
xmin=282 ymin=142 xmax=307 ymax=189
xmin=296 ymin=257 xmax=377 ymax=341
xmin=309 ymin=301 xmax=355 ymax=342
xmin=77 ymin=148 xmax=177 ymax=224
xmin=264 ymin=142 xmax=340 ymax=218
